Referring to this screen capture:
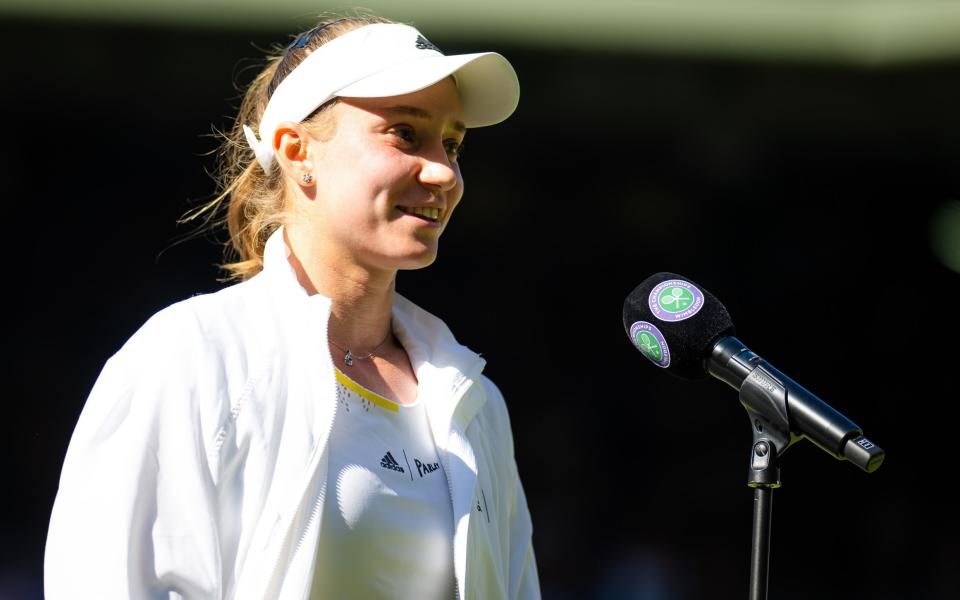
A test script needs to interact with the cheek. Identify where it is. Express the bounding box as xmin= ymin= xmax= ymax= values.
xmin=352 ymin=144 xmax=412 ymax=184
xmin=446 ymin=180 xmax=466 ymax=221
xmin=452 ymin=163 xmax=465 ymax=199
xmin=320 ymin=146 xmax=395 ymax=196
